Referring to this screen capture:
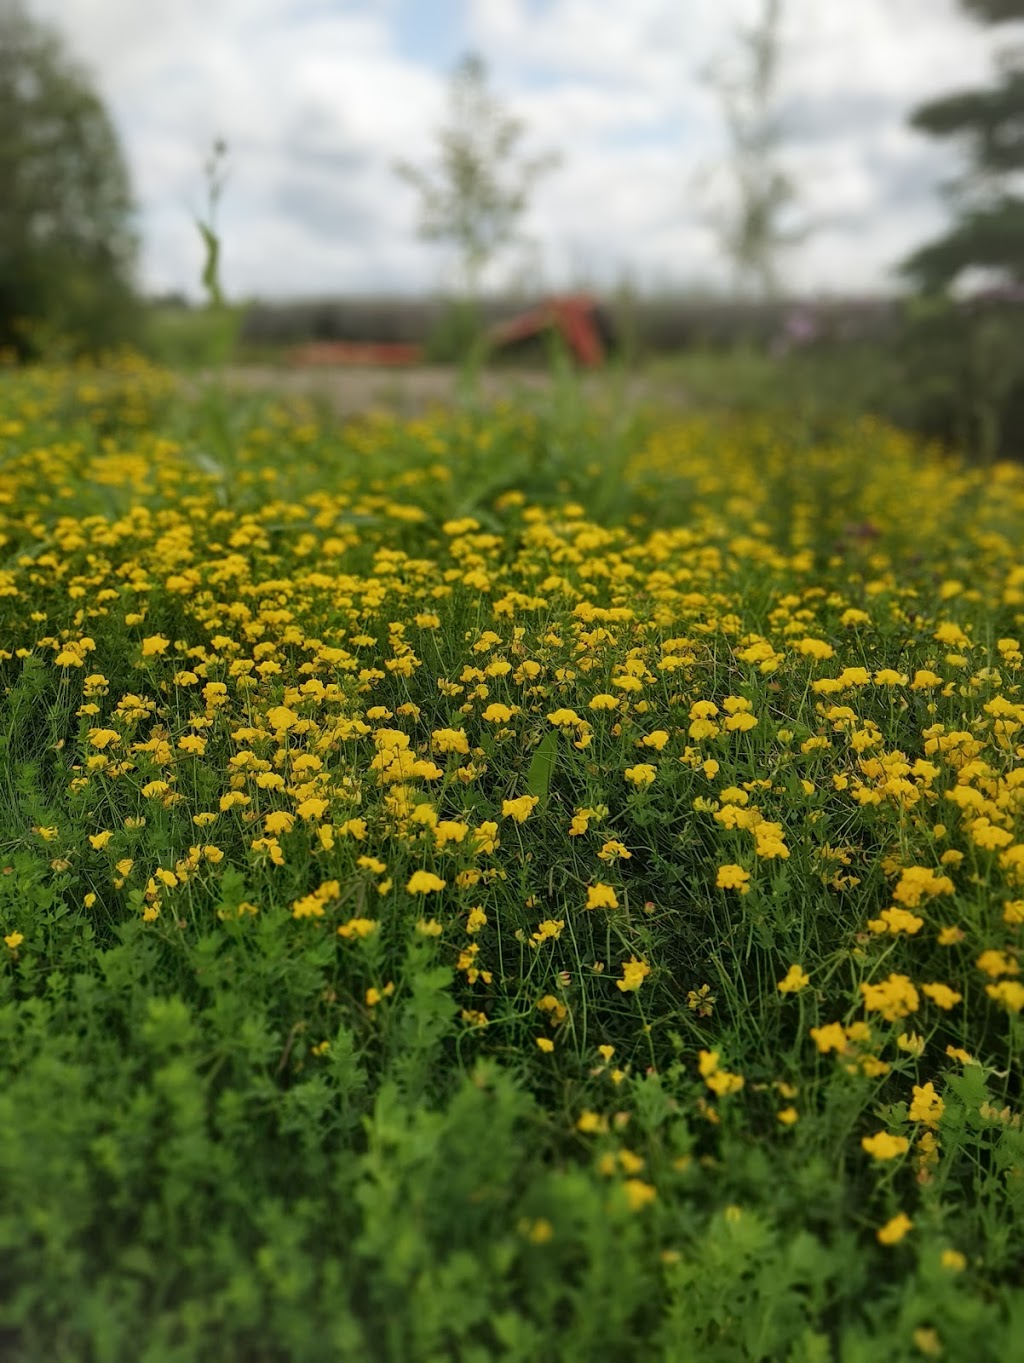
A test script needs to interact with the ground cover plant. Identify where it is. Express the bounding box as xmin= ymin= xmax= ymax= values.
xmin=1 ymin=357 xmax=1023 ymax=1362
